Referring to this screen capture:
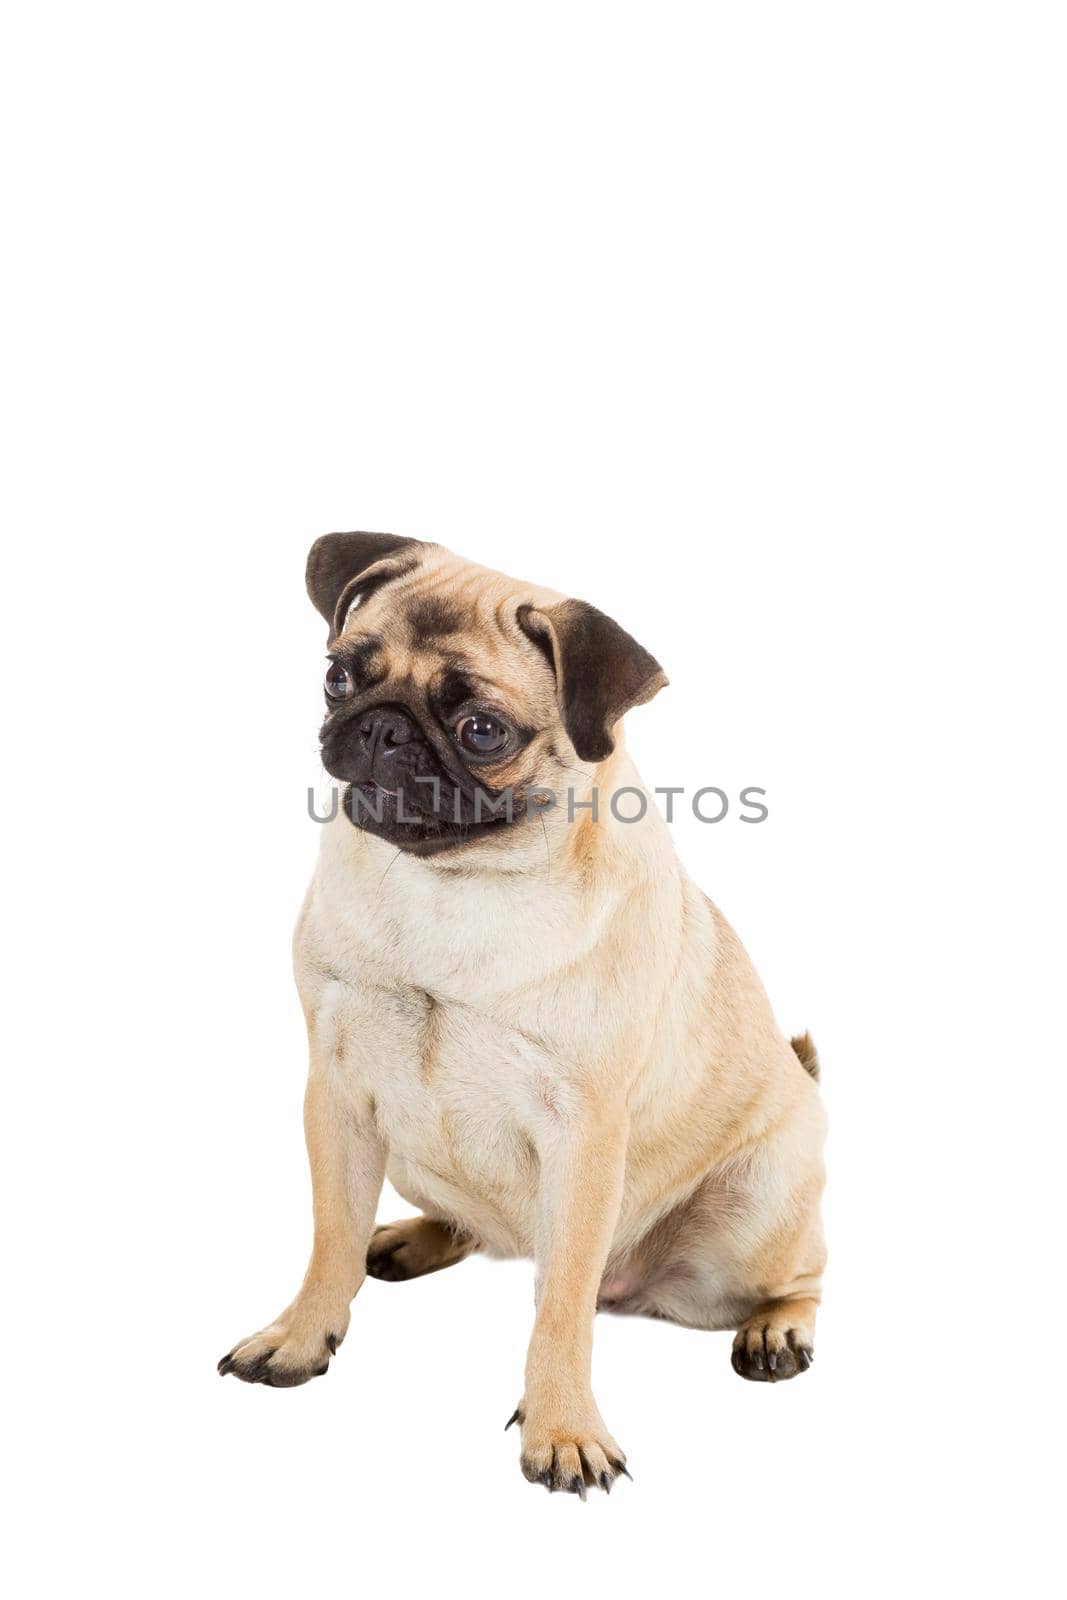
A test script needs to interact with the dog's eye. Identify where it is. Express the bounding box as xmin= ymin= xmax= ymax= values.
xmin=325 ymin=662 xmax=355 ymax=700
xmin=456 ymin=713 xmax=509 ymax=757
